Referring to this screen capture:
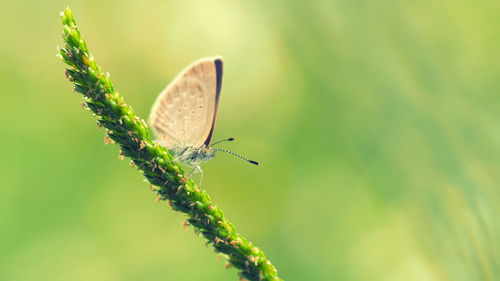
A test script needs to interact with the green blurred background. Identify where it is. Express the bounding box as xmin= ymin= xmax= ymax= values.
xmin=1 ymin=0 xmax=499 ymax=280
